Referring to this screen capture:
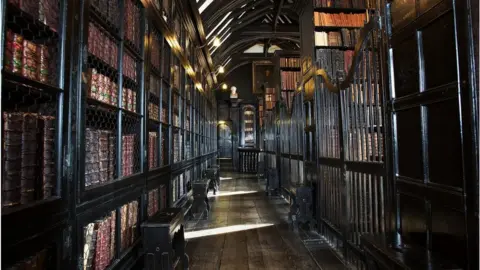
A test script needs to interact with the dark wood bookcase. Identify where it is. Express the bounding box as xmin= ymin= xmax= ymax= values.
xmin=1 ymin=0 xmax=217 ymax=269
